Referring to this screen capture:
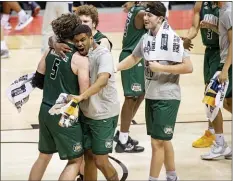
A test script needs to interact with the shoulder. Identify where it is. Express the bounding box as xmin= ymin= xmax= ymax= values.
xmin=72 ymin=52 xmax=88 ymax=65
